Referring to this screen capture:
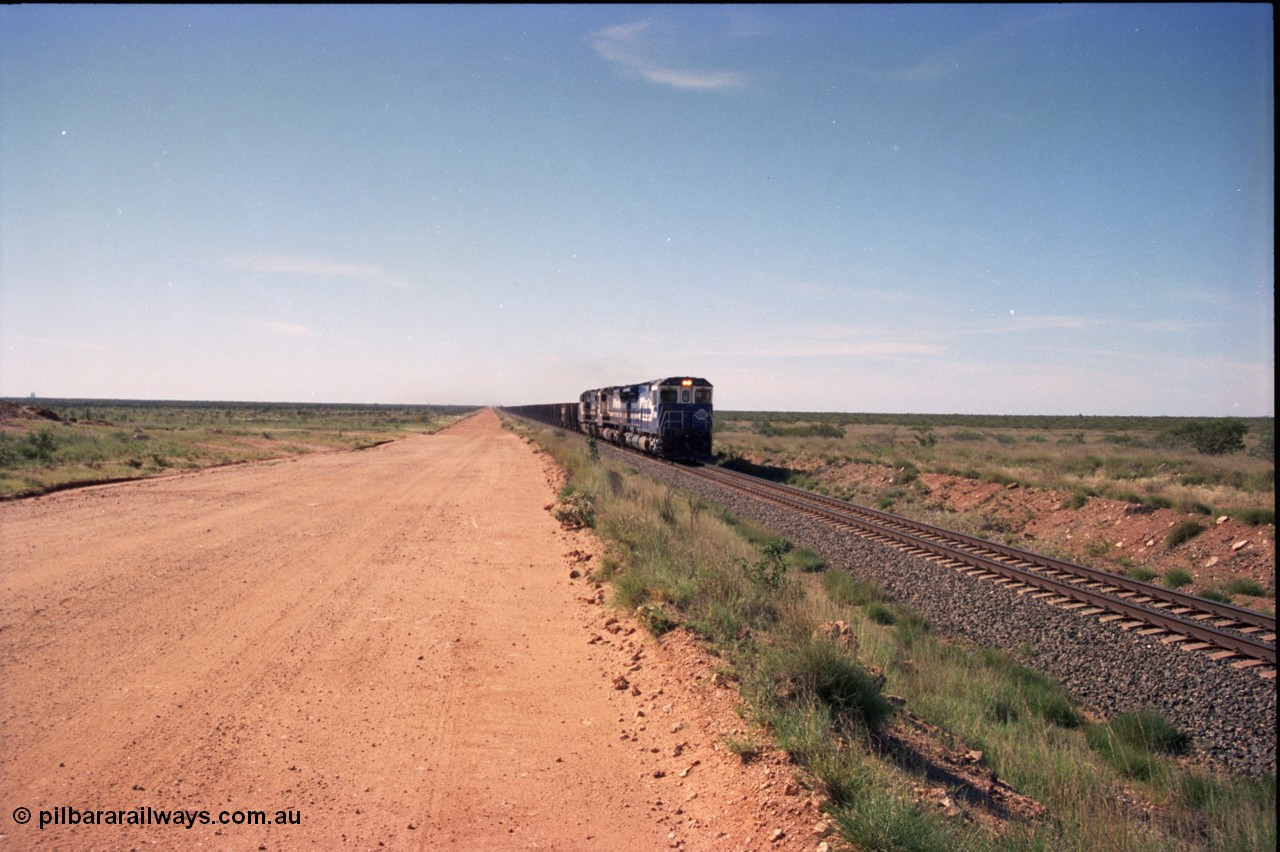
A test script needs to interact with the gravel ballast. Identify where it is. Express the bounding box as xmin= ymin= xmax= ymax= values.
xmin=626 ymin=452 xmax=1277 ymax=778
